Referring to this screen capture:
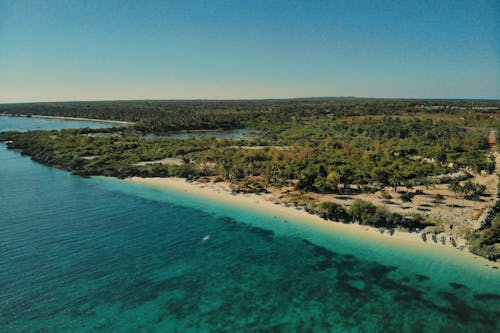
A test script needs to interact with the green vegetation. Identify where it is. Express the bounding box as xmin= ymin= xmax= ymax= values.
xmin=1 ymin=98 xmax=498 ymax=260
xmin=467 ymin=206 xmax=500 ymax=261
xmin=449 ymin=180 xmax=487 ymax=201
xmin=2 ymin=117 xmax=492 ymax=187
xmin=2 ymin=98 xmax=499 ymax=132
xmin=399 ymin=192 xmax=414 ymax=203
xmin=315 ymin=202 xmax=349 ymax=222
